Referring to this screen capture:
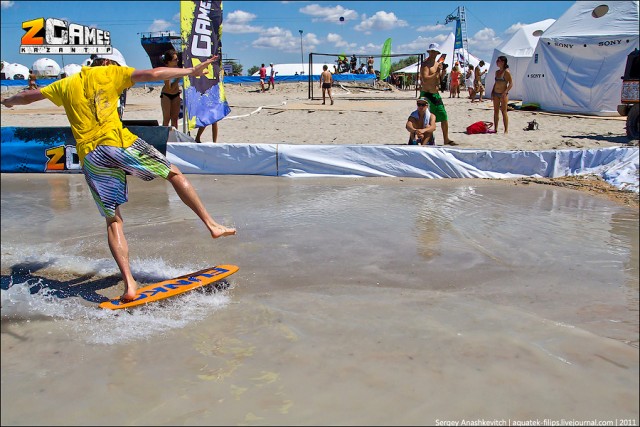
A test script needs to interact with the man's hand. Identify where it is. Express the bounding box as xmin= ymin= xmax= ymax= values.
xmin=191 ymin=54 xmax=218 ymax=77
